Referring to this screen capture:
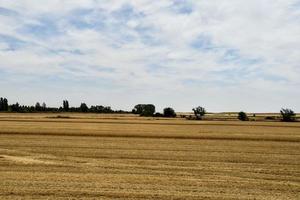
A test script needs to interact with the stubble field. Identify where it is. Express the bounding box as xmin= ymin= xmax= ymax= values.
xmin=0 ymin=113 xmax=299 ymax=199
